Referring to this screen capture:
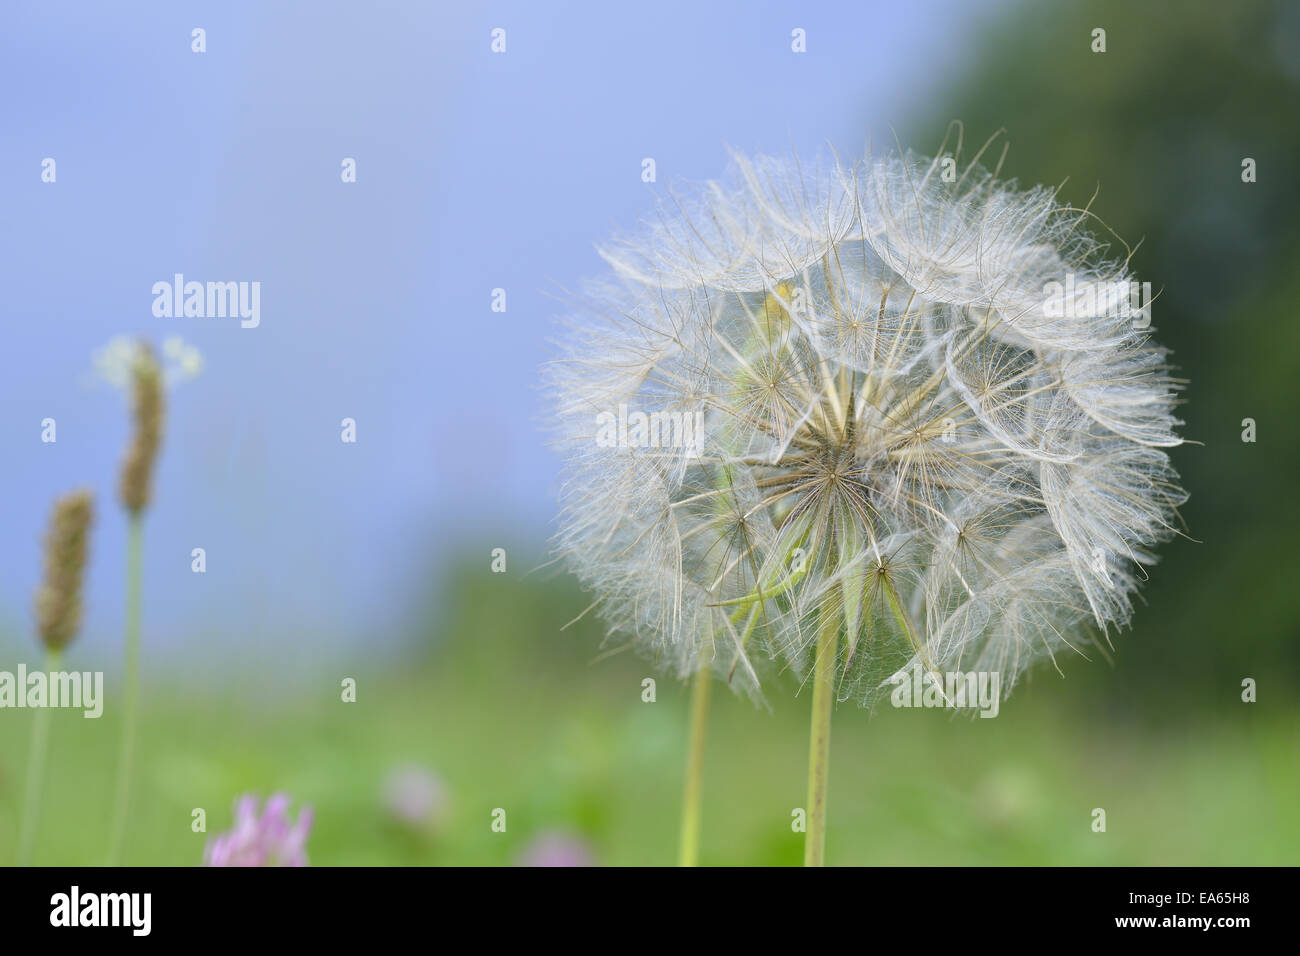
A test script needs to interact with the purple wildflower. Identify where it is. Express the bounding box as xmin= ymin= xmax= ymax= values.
xmin=516 ymin=831 xmax=596 ymax=867
xmin=203 ymin=793 xmax=313 ymax=867
xmin=381 ymin=764 xmax=448 ymax=833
